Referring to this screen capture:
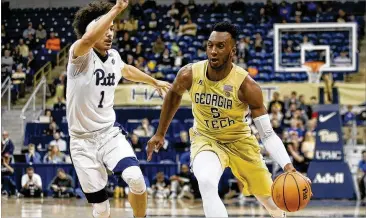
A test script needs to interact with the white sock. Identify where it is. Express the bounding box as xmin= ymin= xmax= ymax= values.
xmin=255 ymin=195 xmax=286 ymax=218
xmin=192 ymin=151 xmax=228 ymax=217
xmin=92 ymin=199 xmax=110 ymax=218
